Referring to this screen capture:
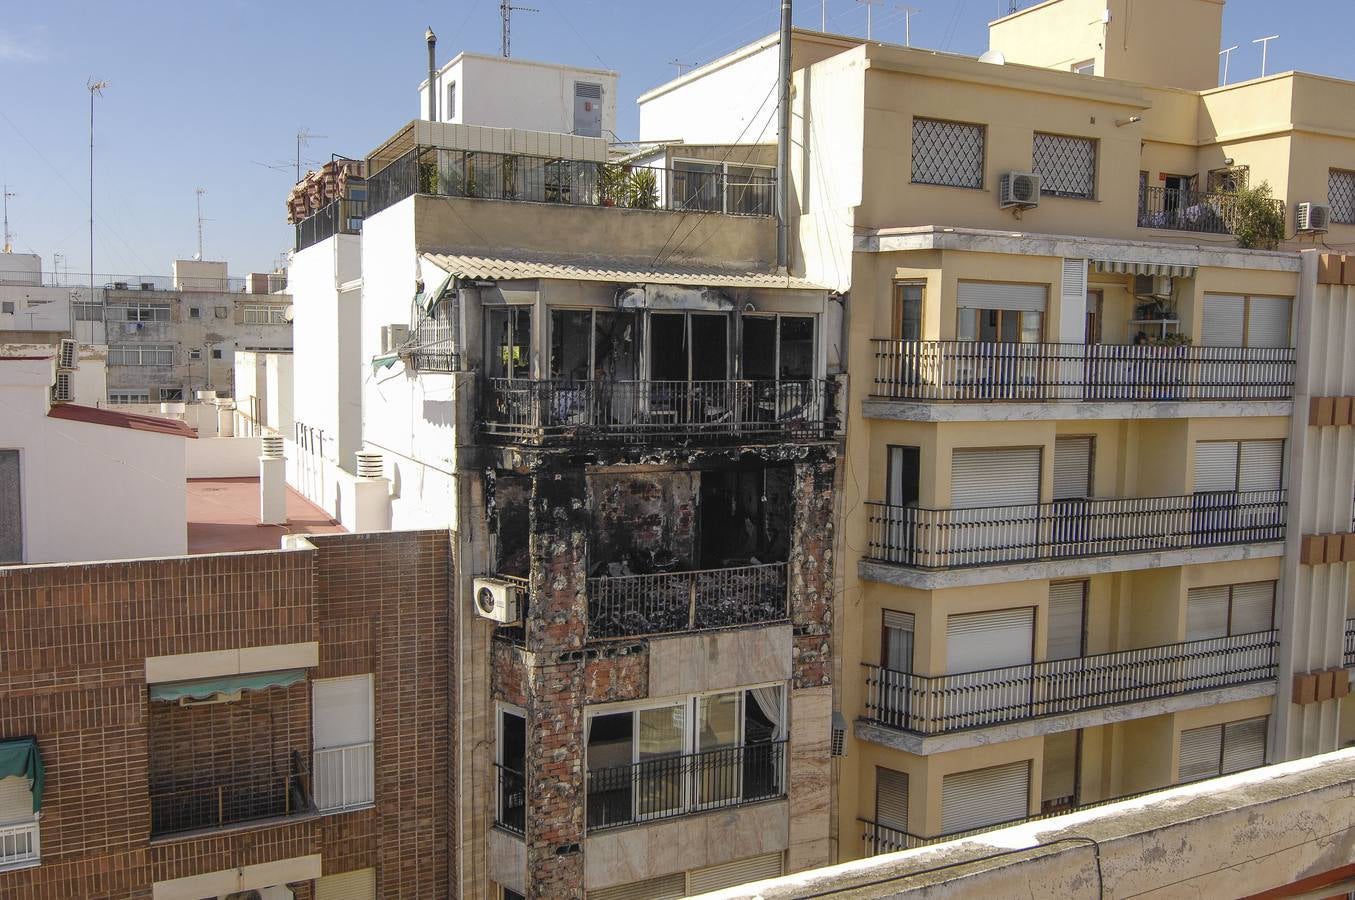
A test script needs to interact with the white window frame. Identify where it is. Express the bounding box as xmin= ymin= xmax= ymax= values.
xmin=242 ymin=304 xmax=289 ymax=325
xmin=107 ymin=301 xmax=171 ymax=322
xmin=1071 ymin=59 xmax=1095 ymax=75
xmin=107 ymin=344 xmax=174 ymax=366
xmin=0 ymin=777 xmax=40 ymax=870
xmin=312 ymin=674 xmax=375 ymax=813
xmin=107 ymin=390 xmax=150 ymax=404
